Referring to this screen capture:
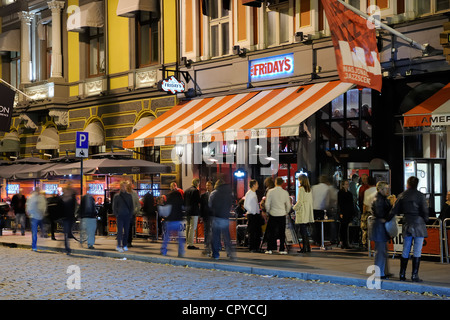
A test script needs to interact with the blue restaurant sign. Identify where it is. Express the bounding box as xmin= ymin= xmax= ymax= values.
xmin=249 ymin=53 xmax=294 ymax=82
